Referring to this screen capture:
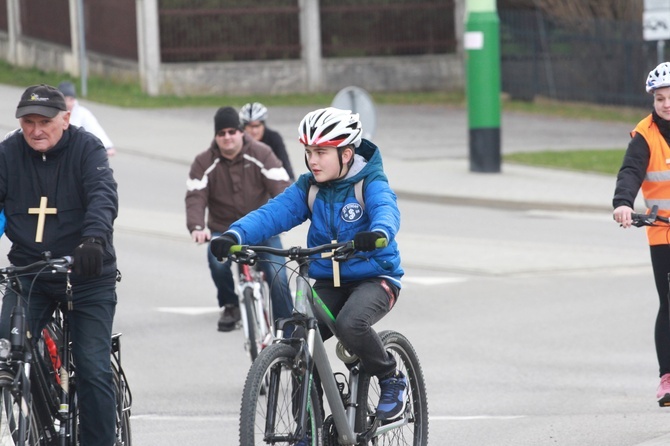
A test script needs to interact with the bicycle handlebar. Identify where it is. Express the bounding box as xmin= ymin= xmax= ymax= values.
xmin=0 ymin=255 xmax=73 ymax=277
xmin=229 ymin=238 xmax=388 ymax=263
xmin=630 ymin=205 xmax=670 ymax=227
